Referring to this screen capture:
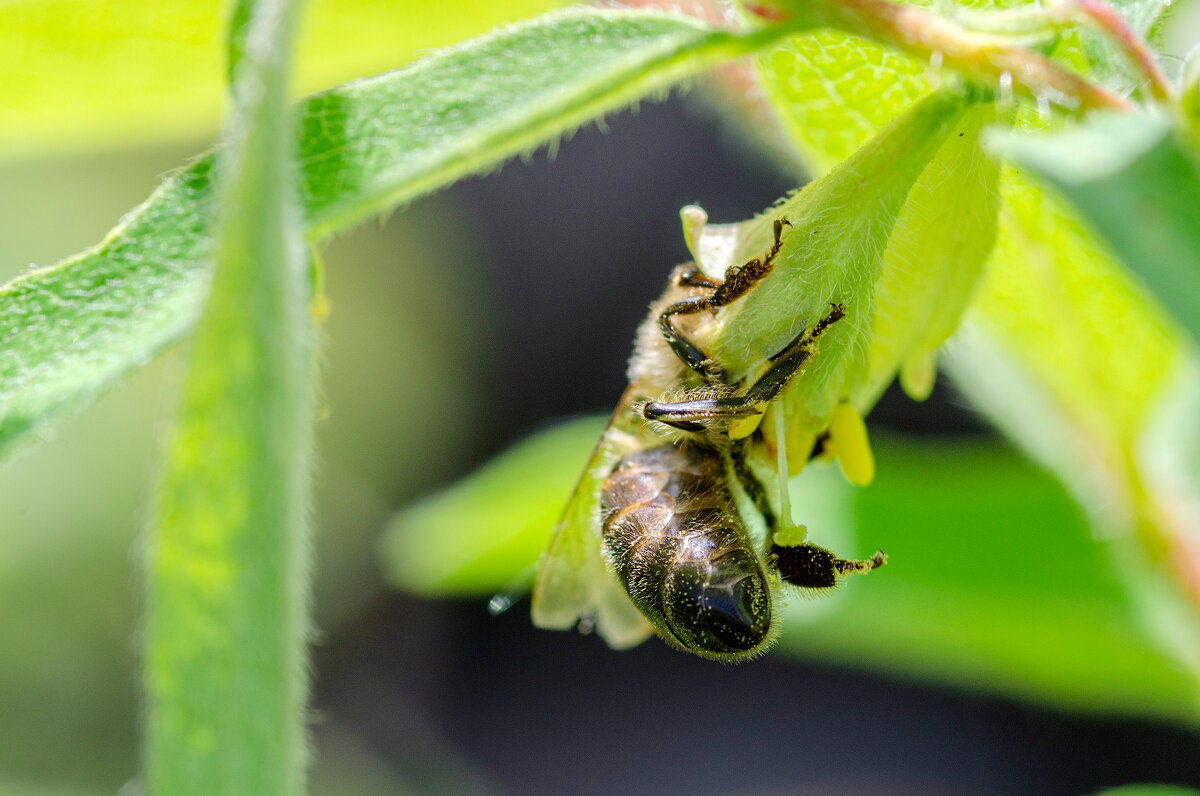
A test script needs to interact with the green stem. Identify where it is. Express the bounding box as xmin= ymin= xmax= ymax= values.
xmin=144 ymin=0 xmax=312 ymax=792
